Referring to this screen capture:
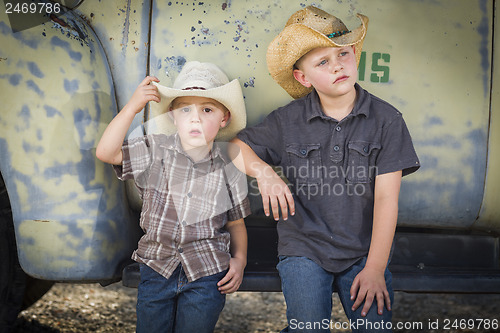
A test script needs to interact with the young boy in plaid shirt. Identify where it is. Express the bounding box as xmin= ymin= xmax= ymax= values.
xmin=97 ymin=61 xmax=251 ymax=333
